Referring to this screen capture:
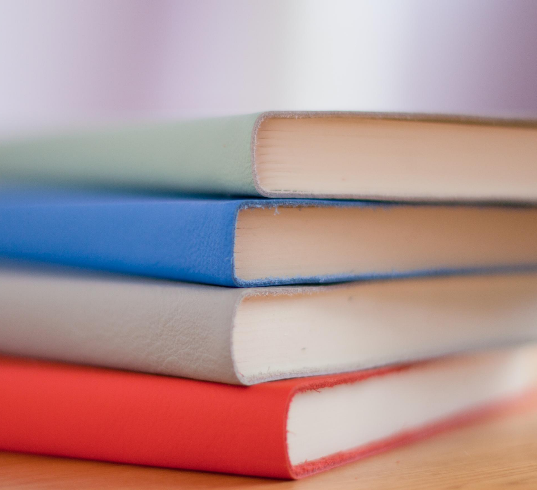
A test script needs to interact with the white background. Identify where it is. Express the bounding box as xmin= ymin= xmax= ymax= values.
xmin=1 ymin=0 xmax=536 ymax=137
